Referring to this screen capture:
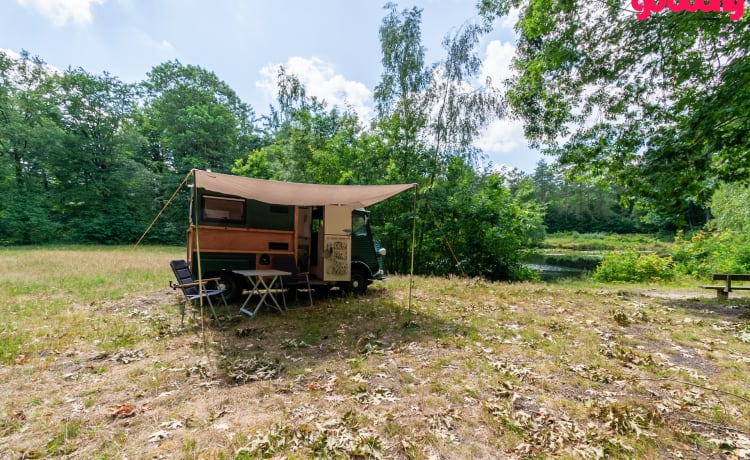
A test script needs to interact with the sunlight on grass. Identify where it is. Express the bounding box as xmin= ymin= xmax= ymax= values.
xmin=2 ymin=245 xmax=182 ymax=301
xmin=1 ymin=248 xmax=749 ymax=458
xmin=0 ymin=246 xmax=183 ymax=364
